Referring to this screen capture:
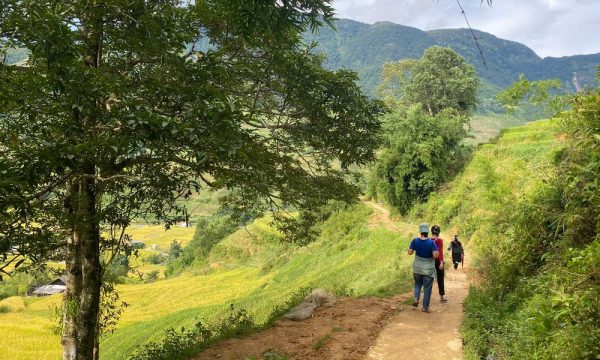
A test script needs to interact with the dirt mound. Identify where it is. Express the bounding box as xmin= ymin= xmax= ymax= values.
xmin=192 ymin=296 xmax=404 ymax=360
